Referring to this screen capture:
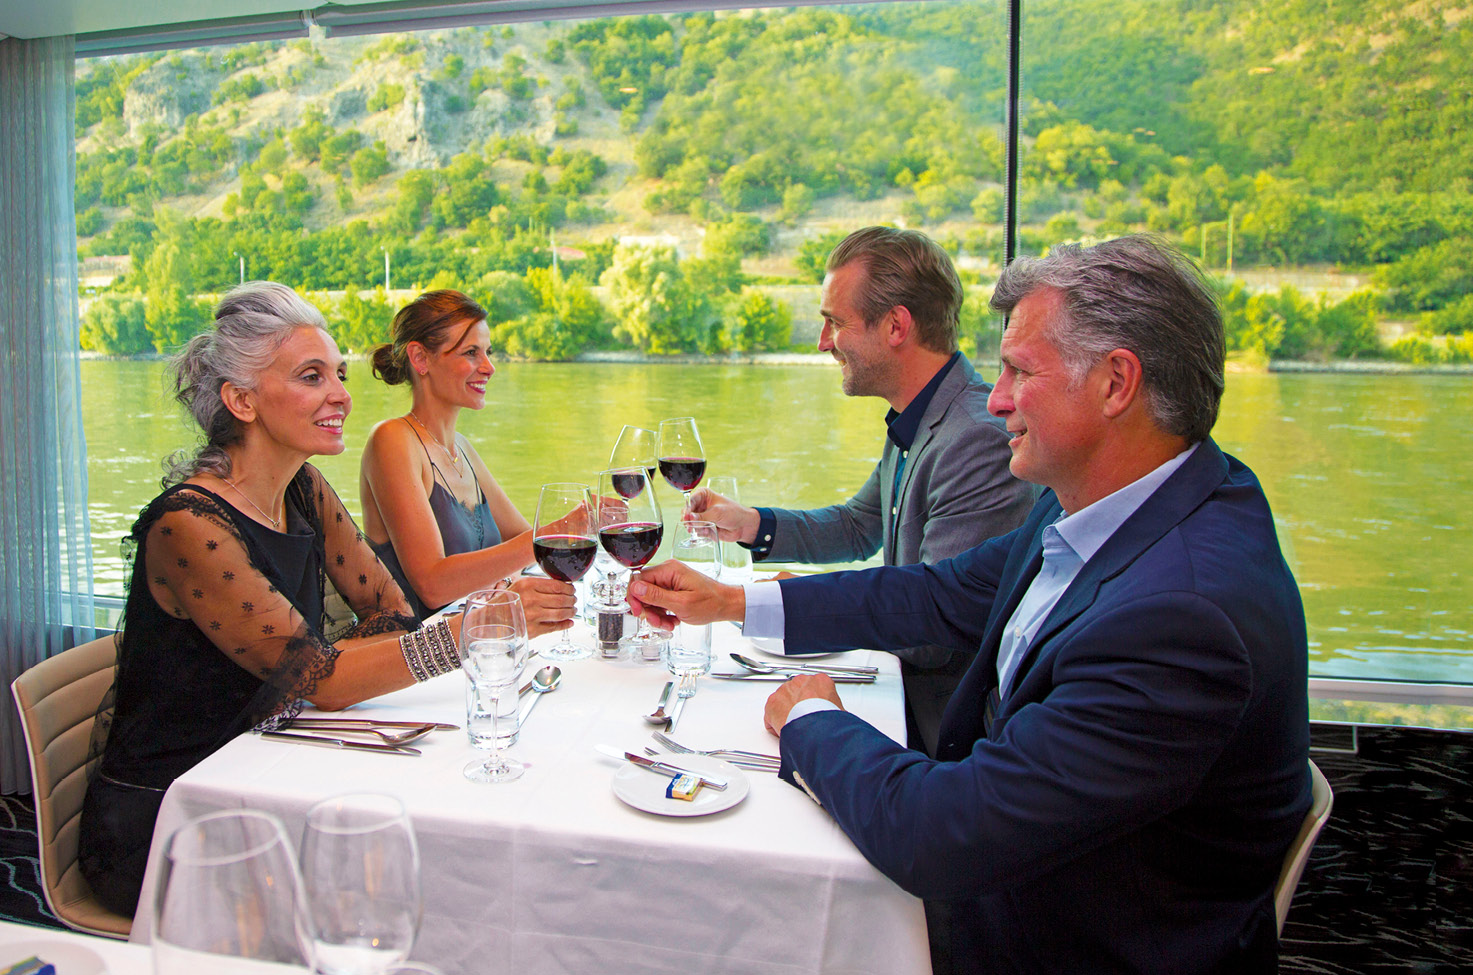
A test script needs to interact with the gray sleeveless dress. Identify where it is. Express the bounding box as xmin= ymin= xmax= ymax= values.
xmin=372 ymin=428 xmax=501 ymax=621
